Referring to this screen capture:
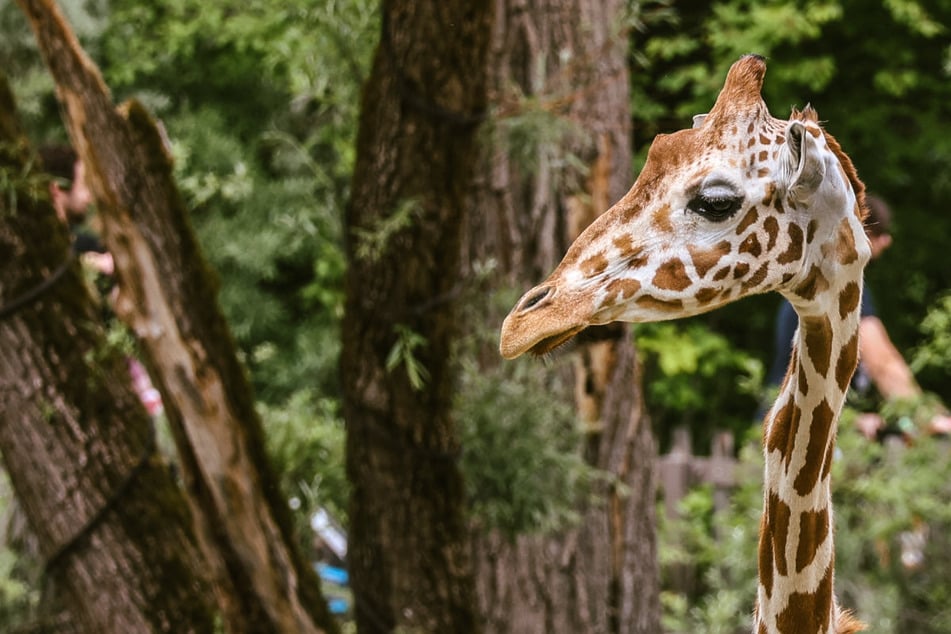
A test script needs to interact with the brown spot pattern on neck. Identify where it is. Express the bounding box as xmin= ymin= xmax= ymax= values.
xmin=793 ymin=399 xmax=835 ymax=496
